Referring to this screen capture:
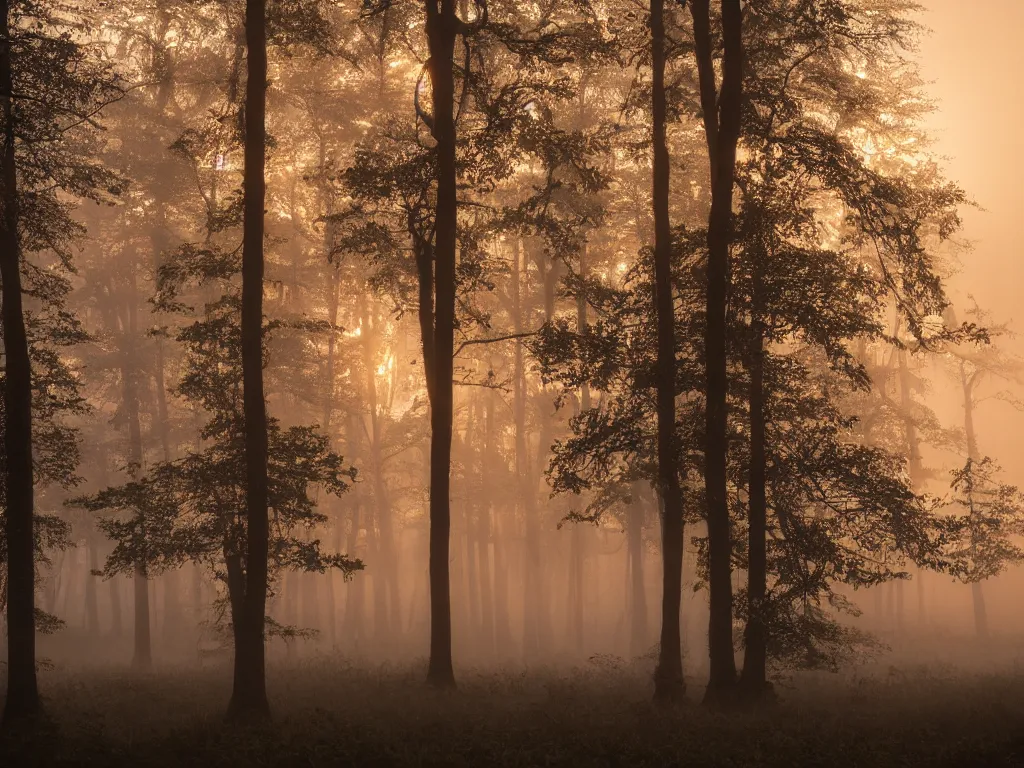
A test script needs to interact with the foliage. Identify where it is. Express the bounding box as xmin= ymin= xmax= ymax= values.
xmin=945 ymin=457 xmax=1024 ymax=584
